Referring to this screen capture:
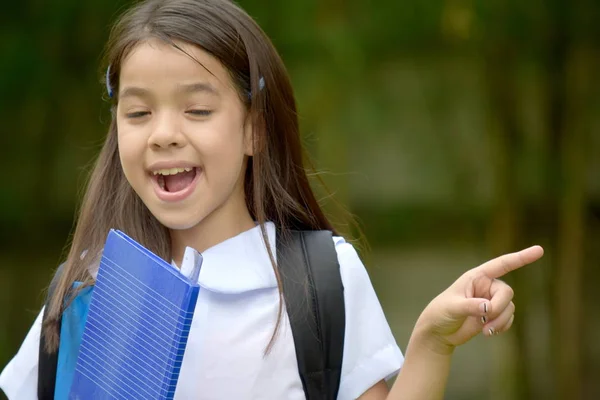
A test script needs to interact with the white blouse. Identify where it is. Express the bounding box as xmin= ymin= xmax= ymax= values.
xmin=0 ymin=222 xmax=403 ymax=399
